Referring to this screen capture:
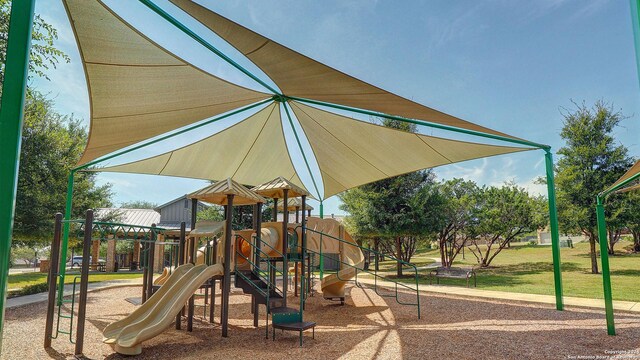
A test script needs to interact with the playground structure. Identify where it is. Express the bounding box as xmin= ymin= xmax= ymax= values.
xmin=43 ymin=177 xmax=421 ymax=355
xmin=6 ymin=0 xmax=638 ymax=356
